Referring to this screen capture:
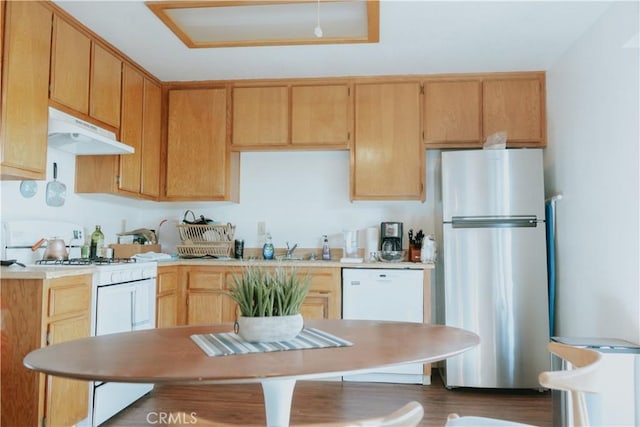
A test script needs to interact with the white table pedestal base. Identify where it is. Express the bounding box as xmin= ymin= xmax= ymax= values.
xmin=261 ymin=379 xmax=297 ymax=427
